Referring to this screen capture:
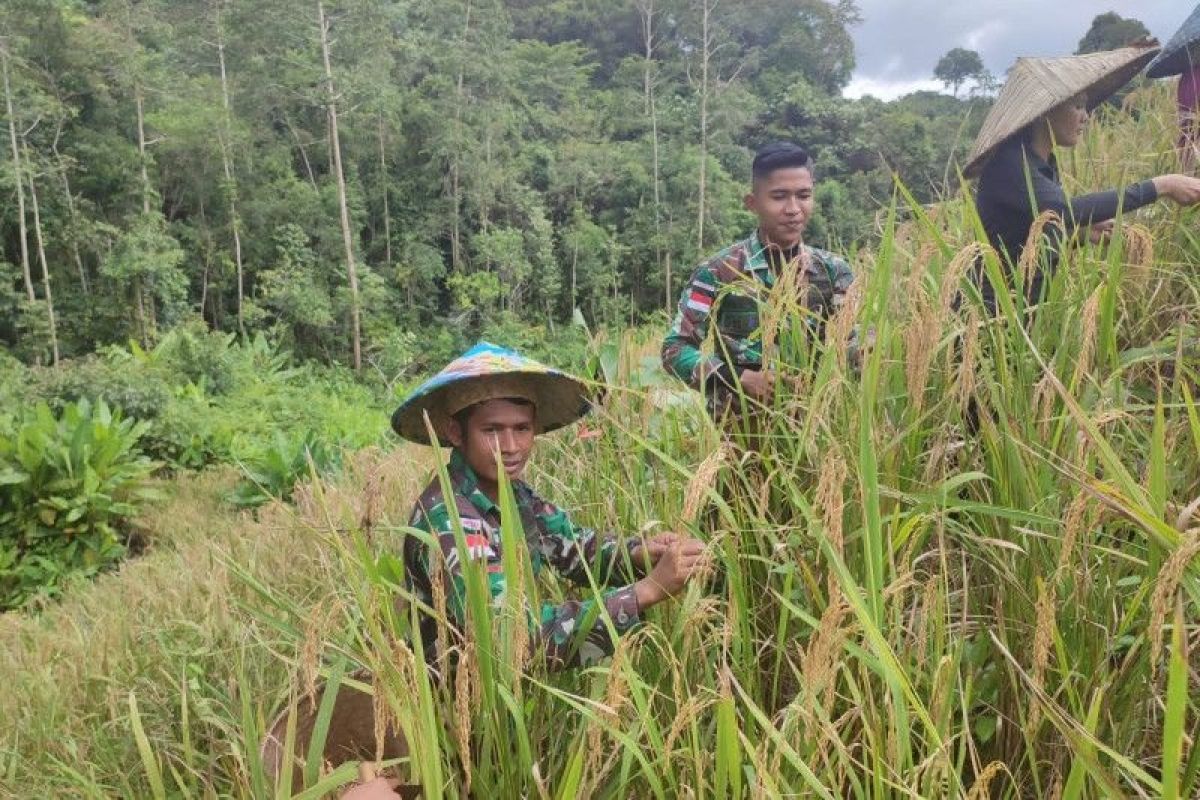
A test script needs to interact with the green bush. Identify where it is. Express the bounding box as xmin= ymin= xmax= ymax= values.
xmin=229 ymin=430 xmax=342 ymax=508
xmin=0 ymin=399 xmax=157 ymax=610
xmin=27 ymin=355 xmax=174 ymax=422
